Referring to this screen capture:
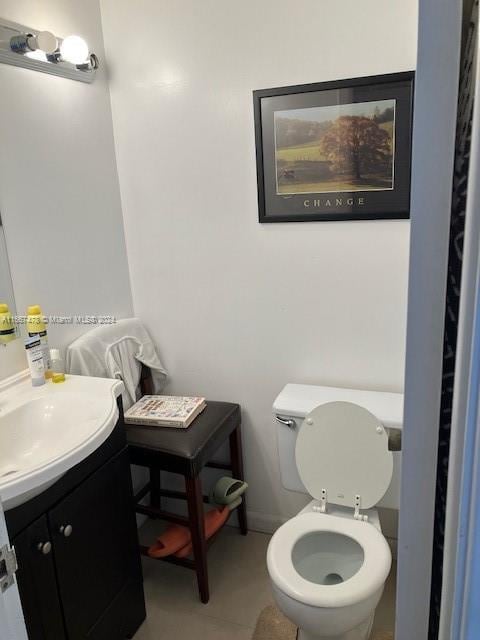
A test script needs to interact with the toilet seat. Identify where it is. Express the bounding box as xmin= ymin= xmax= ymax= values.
xmin=296 ymin=402 xmax=393 ymax=510
xmin=267 ymin=512 xmax=391 ymax=609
